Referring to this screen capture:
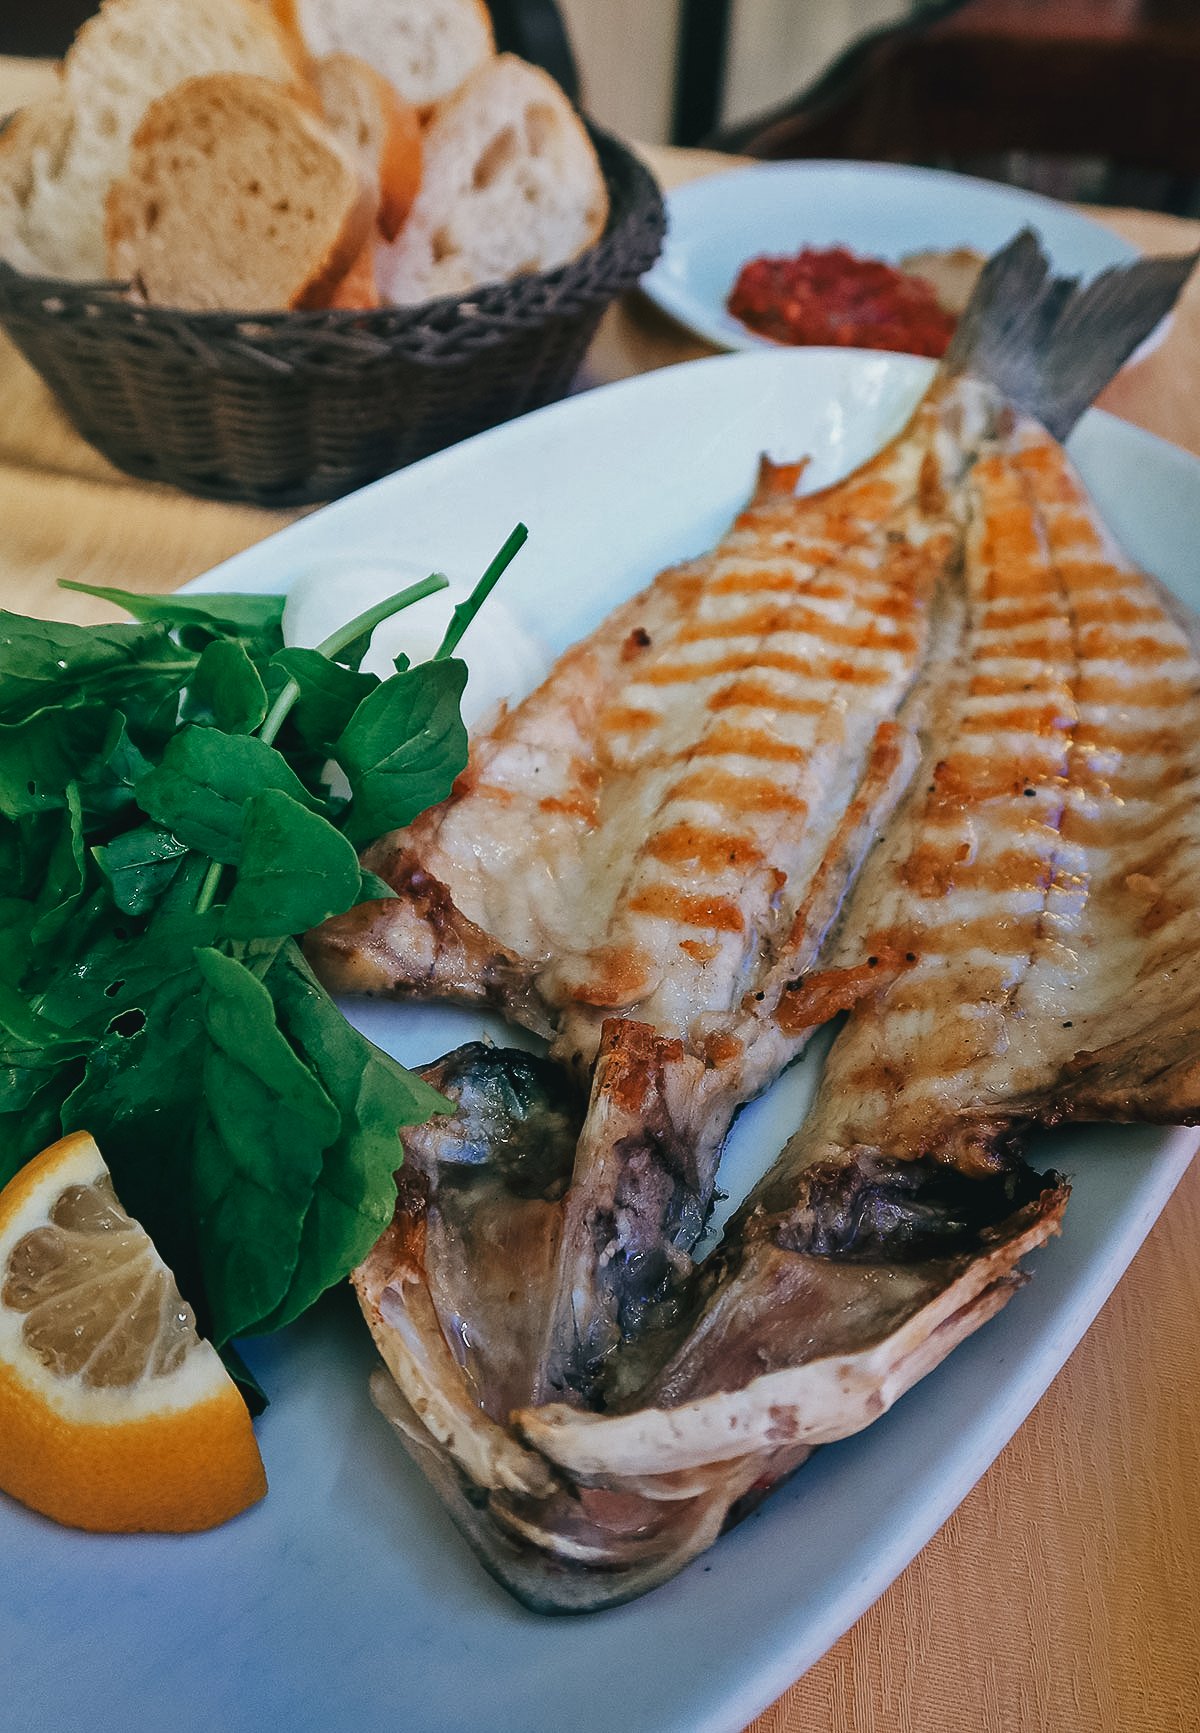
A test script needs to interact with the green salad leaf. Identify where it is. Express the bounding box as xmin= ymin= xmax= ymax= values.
xmin=180 ymin=638 xmax=269 ymax=735
xmin=0 ymin=612 xmax=175 ymax=721
xmin=336 ymin=658 xmax=469 ymax=847
xmin=136 ymin=727 xmax=321 ymax=862
xmin=0 ymin=705 xmax=113 ymax=818
xmin=220 ymin=790 xmax=362 ymax=939
xmin=0 ymin=524 xmax=527 ymax=1389
xmin=235 ymin=943 xmax=448 ymax=1336
xmin=94 ymin=823 xmax=191 ymax=916
xmin=193 ymin=947 xmax=343 ymax=1342
xmin=267 ymin=648 xmax=378 ymax=753
xmin=58 ymin=582 xmax=286 ymax=647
